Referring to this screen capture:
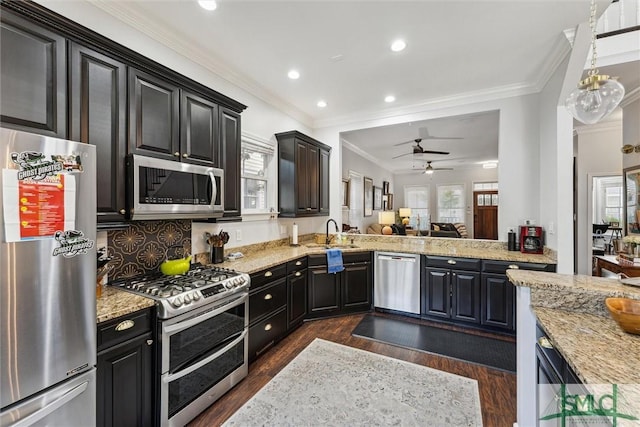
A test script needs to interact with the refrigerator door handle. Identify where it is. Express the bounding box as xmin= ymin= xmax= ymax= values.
xmin=7 ymin=381 xmax=88 ymax=427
